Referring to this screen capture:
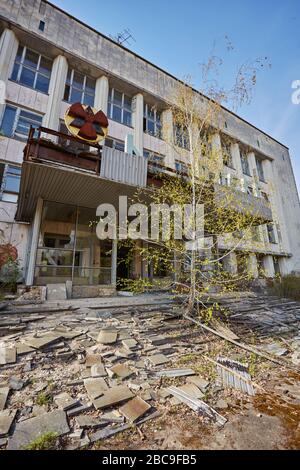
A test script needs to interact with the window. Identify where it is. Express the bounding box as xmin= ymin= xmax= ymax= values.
xmin=240 ymin=151 xmax=251 ymax=176
xmin=256 ymin=156 xmax=266 ymax=182
xmin=174 ymin=125 xmax=190 ymax=150
xmin=247 ymin=186 xmax=254 ymax=195
xmin=267 ymin=223 xmax=277 ymax=244
xmin=105 ymin=137 xmax=125 ymax=152
xmin=143 ymin=103 xmax=162 ymax=138
xmin=0 ymin=163 xmax=21 ymax=203
xmin=108 ymin=89 xmax=132 ymax=127
xmin=175 ymin=160 xmax=189 ymax=175
xmin=64 ymin=70 xmax=95 ymax=107
xmin=143 ymin=149 xmax=164 ymax=166
xmin=11 ymin=45 xmax=52 ymax=94
xmin=0 ymin=105 xmax=43 ymax=140
xmin=39 ymin=20 xmax=45 ymax=32
xmin=222 ymin=139 xmax=234 ymax=168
